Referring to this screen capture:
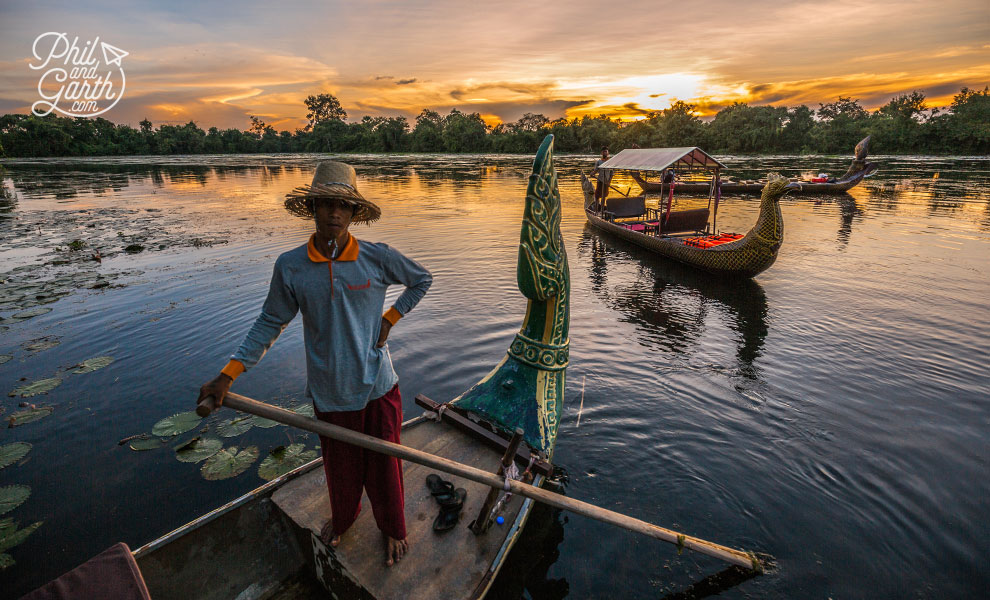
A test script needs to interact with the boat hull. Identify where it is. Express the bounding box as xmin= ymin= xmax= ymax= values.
xmin=132 ymin=413 xmax=541 ymax=600
xmin=584 ymin=210 xmax=779 ymax=278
